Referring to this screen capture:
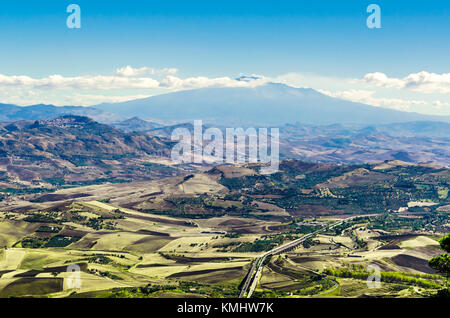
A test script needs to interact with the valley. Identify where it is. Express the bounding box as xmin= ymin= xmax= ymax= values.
xmin=1 ymin=0 xmax=450 ymax=305
xmin=0 ymin=106 xmax=448 ymax=299
xmin=0 ymin=155 xmax=448 ymax=298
